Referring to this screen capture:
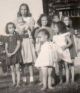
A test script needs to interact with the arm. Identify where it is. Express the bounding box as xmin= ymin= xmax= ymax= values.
xmin=5 ymin=43 xmax=10 ymax=57
xmin=12 ymin=40 xmax=20 ymax=55
xmin=5 ymin=43 xmax=9 ymax=55
xmin=65 ymin=35 xmax=72 ymax=48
